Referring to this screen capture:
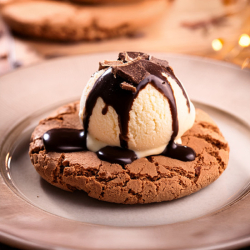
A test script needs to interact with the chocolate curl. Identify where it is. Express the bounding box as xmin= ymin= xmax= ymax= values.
xmin=118 ymin=51 xmax=149 ymax=62
xmin=150 ymin=56 xmax=169 ymax=69
xmin=120 ymin=82 xmax=137 ymax=93
xmin=112 ymin=60 xmax=147 ymax=84
xmin=99 ymin=60 xmax=124 ymax=70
